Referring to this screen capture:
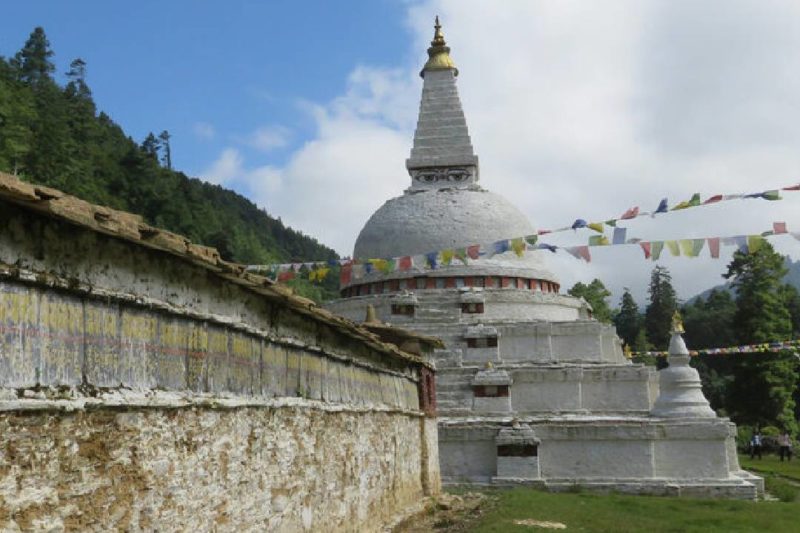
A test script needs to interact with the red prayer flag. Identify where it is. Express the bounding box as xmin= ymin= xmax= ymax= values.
xmin=620 ymin=206 xmax=639 ymax=220
xmin=639 ymin=242 xmax=651 ymax=259
xmin=773 ymin=222 xmax=788 ymax=235
xmin=537 ymin=229 xmax=552 ymax=235
xmin=708 ymin=237 xmax=720 ymax=259
xmin=277 ymin=271 xmax=296 ymax=282
xmin=467 ymin=245 xmax=481 ymax=260
xmin=398 ymin=256 xmax=412 ymax=271
xmin=783 ymin=184 xmax=800 ymax=191
xmin=702 ymin=194 xmax=723 ymax=204
xmin=339 ymin=265 xmax=352 ymax=285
